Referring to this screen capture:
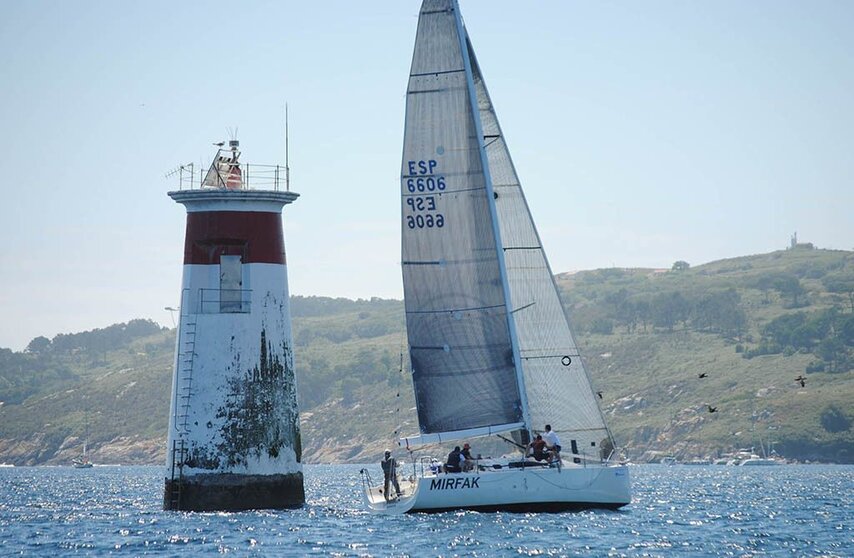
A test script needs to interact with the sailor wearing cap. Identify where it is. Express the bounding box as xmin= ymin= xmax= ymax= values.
xmin=461 ymin=443 xmax=476 ymax=472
